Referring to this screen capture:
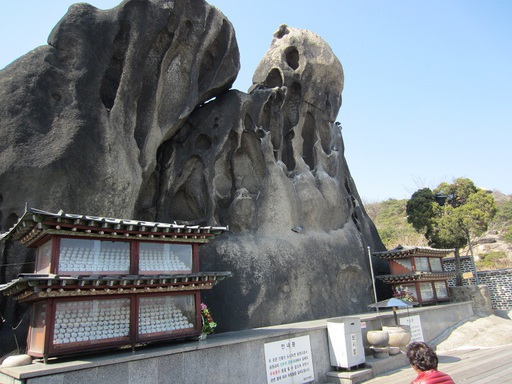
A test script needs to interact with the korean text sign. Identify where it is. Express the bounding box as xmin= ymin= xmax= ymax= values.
xmin=264 ymin=335 xmax=314 ymax=384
